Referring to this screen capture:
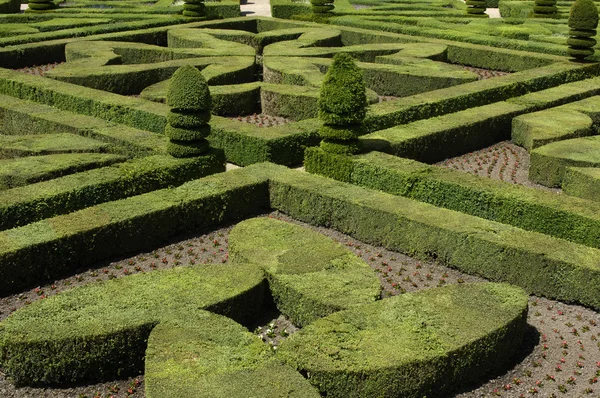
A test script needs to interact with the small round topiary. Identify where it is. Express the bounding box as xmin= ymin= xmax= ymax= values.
xmin=466 ymin=0 xmax=486 ymax=15
xmin=167 ymin=65 xmax=211 ymax=112
xmin=165 ymin=65 xmax=212 ymax=157
xmin=568 ymin=0 xmax=599 ymax=60
xmin=318 ymin=53 xmax=367 ymax=155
